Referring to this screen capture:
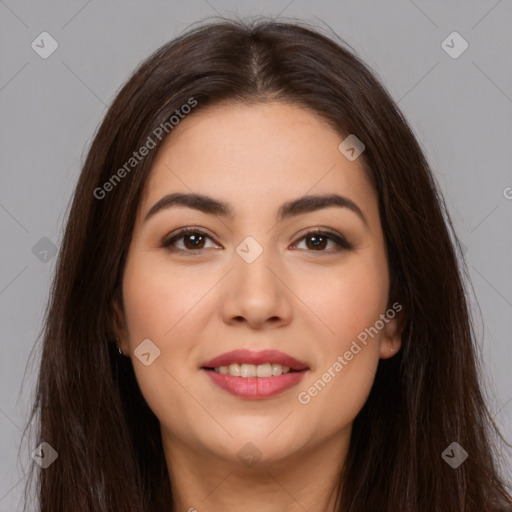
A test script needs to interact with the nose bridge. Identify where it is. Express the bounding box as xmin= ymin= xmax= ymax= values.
xmin=233 ymin=233 xmax=278 ymax=288
xmin=220 ymin=233 xmax=292 ymax=326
